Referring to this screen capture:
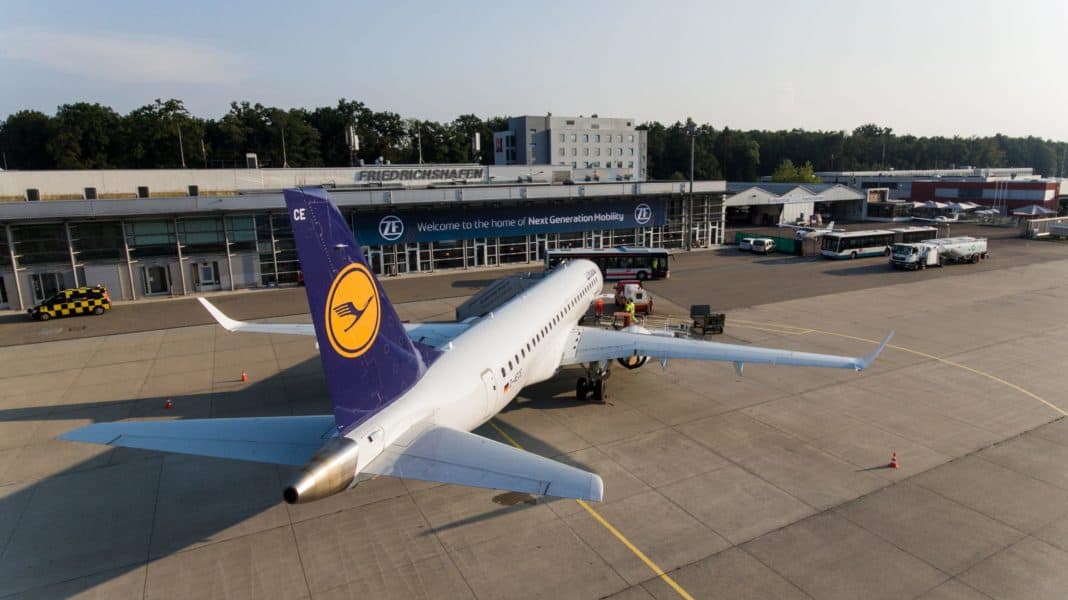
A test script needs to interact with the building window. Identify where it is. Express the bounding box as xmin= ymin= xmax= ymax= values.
xmin=560 ymin=133 xmax=565 ymax=142
xmin=571 ymin=147 xmax=576 ymax=156
xmin=595 ymin=148 xmax=601 ymax=156
xmin=529 ymin=128 xmax=536 ymax=135
xmin=629 ymin=134 xmax=635 ymax=142
xmin=618 ymin=135 xmax=624 ymax=142
xmin=582 ymin=134 xmax=589 ymax=143
xmin=583 ymin=161 xmax=589 ymax=168
xmin=629 ymin=147 xmax=635 ymax=155
xmin=571 ymin=162 xmax=577 ymax=168
xmin=559 ymin=148 xmax=566 ymax=156
xmin=594 ymin=134 xmax=600 ymax=143
xmin=628 ymin=161 xmax=634 ymax=168
xmin=570 ymin=134 xmax=577 ymax=142
xmin=617 ymin=148 xmax=623 ymax=156
xmin=583 ymin=147 xmax=589 ymax=156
